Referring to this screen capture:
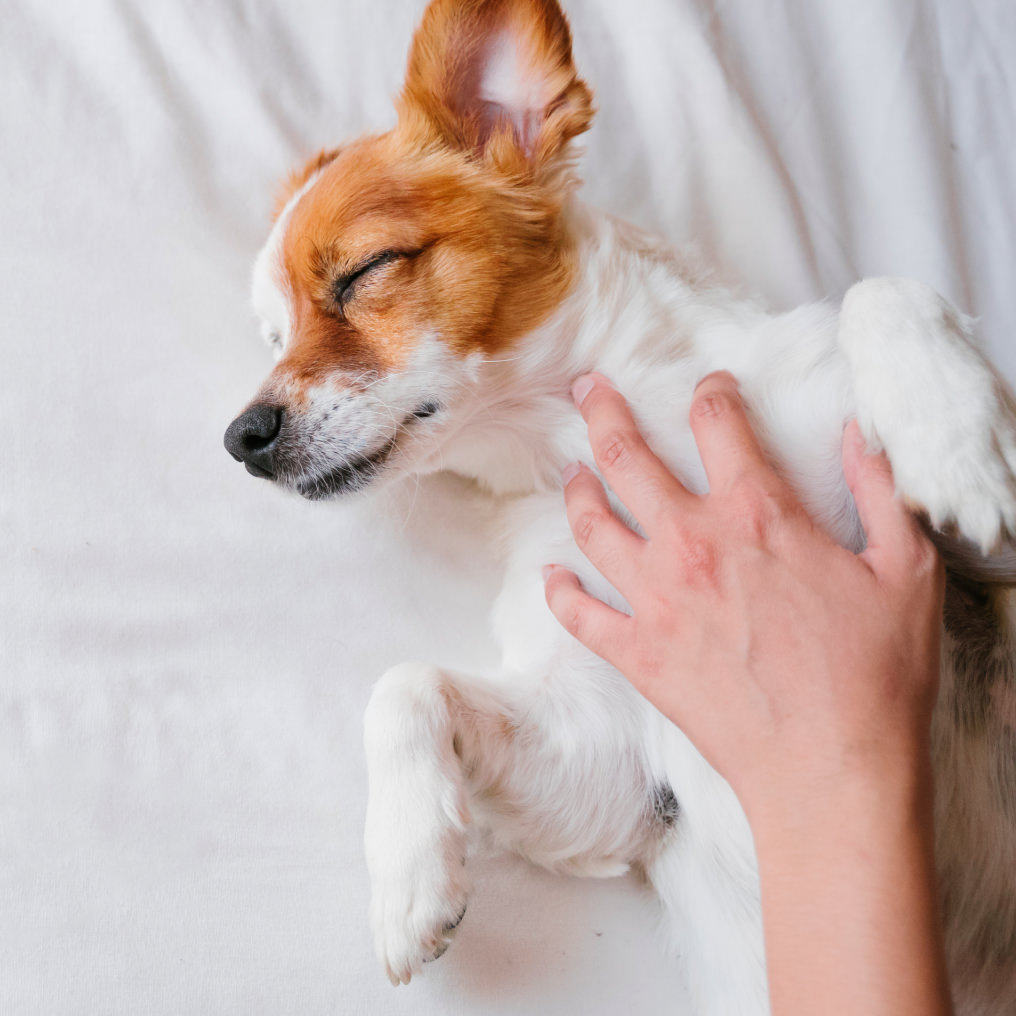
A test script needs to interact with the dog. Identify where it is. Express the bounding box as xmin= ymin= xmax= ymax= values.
xmin=224 ymin=0 xmax=1016 ymax=1011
